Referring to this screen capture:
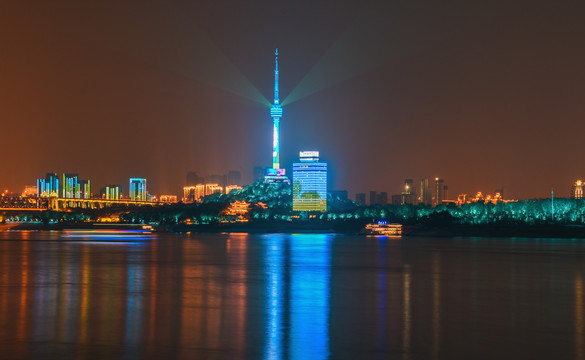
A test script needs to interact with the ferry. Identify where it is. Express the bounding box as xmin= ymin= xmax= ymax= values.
xmin=361 ymin=221 xmax=402 ymax=236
